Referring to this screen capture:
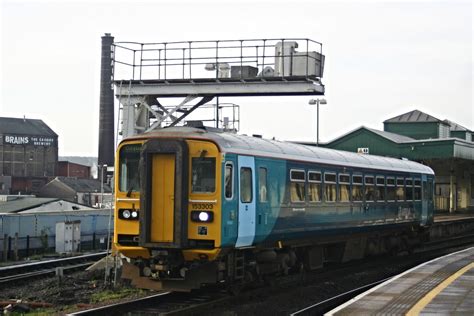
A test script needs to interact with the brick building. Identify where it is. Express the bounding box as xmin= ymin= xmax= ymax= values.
xmin=57 ymin=161 xmax=91 ymax=179
xmin=0 ymin=117 xmax=58 ymax=194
